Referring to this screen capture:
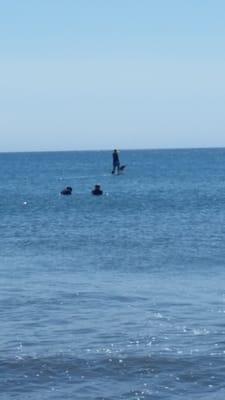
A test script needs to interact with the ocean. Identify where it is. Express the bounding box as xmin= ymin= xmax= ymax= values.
xmin=1 ymin=148 xmax=225 ymax=399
